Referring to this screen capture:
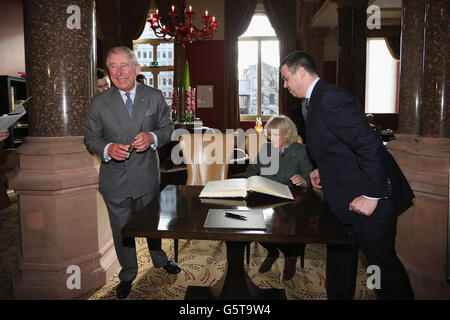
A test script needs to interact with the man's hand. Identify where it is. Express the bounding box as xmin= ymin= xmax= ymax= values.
xmin=349 ymin=196 xmax=378 ymax=216
xmin=310 ymin=169 xmax=322 ymax=189
xmin=132 ymin=132 xmax=154 ymax=152
xmin=108 ymin=143 xmax=131 ymax=161
xmin=290 ymin=174 xmax=306 ymax=187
